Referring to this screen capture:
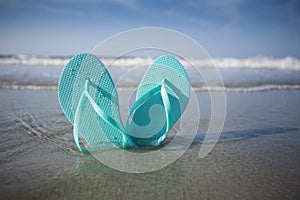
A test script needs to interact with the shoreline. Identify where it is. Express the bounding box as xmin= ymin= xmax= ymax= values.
xmin=0 ymin=89 xmax=299 ymax=199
